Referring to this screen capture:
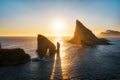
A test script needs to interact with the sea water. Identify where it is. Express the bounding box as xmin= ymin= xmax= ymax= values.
xmin=0 ymin=36 xmax=120 ymax=80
